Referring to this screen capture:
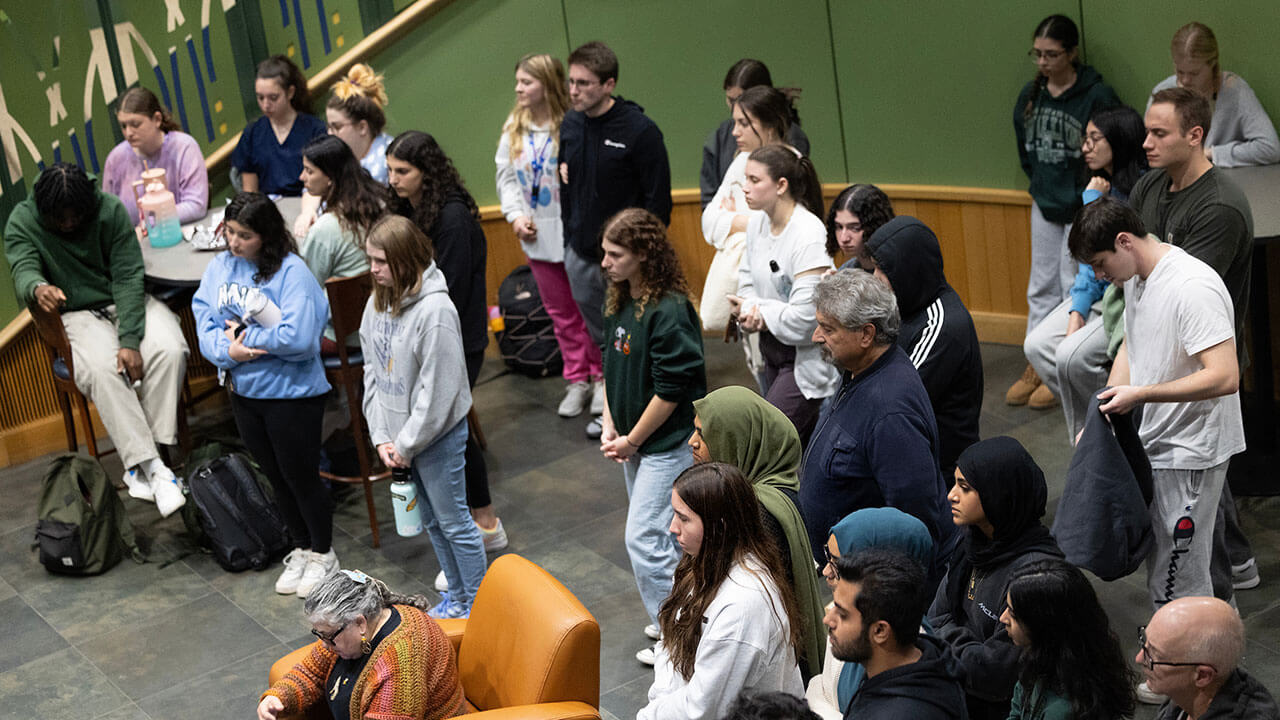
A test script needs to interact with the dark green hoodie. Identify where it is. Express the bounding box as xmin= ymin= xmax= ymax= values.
xmin=1014 ymin=64 xmax=1120 ymax=223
